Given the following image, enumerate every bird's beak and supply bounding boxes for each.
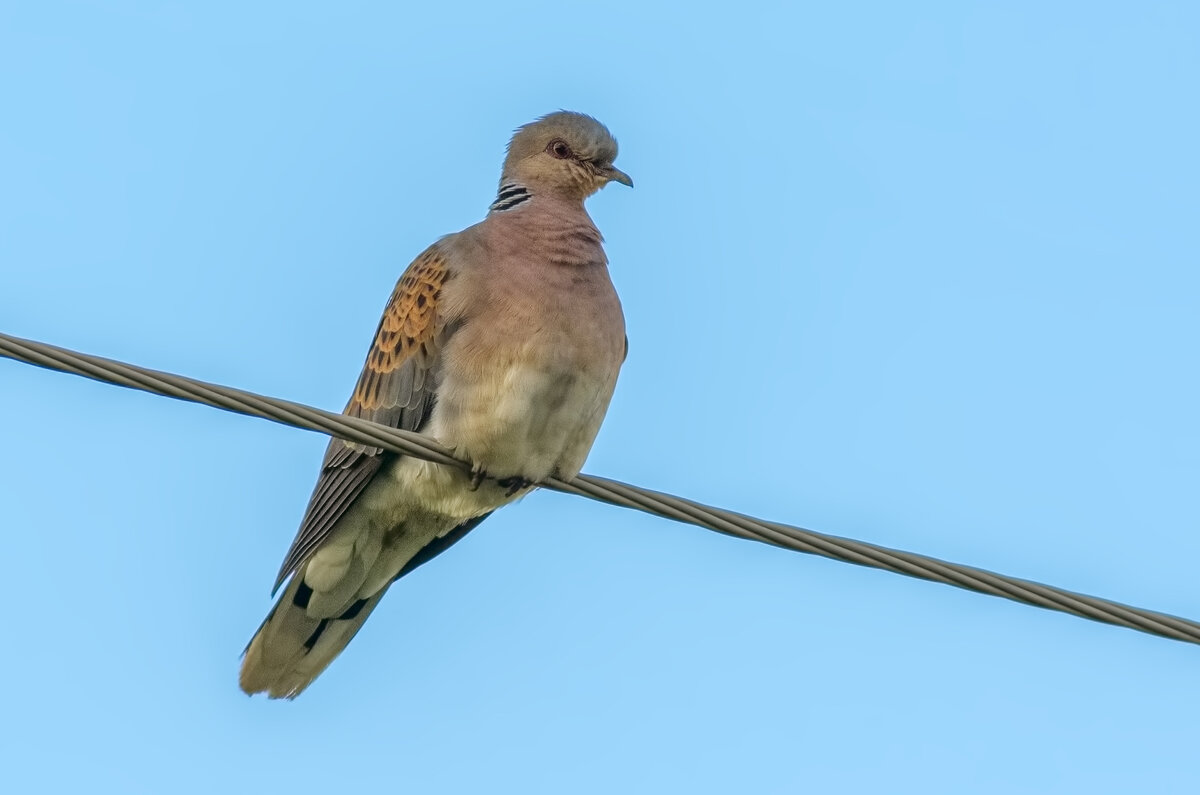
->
[604,166,634,188]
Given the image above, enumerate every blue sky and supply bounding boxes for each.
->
[2,2,1198,792]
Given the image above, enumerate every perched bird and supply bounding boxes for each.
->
[239,111,632,698]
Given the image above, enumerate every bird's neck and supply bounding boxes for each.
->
[489,179,592,214]
[484,183,604,266]
[489,181,533,213]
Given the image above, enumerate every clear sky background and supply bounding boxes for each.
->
[2,2,1198,793]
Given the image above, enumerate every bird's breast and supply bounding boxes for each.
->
[429,259,624,486]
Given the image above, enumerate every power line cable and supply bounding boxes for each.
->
[3,329,1197,646]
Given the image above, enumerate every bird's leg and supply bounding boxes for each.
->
[468,463,488,491]
[496,476,533,497]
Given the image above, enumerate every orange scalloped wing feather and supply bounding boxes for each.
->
[349,248,447,425]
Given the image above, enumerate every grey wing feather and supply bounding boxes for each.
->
[272,247,451,591]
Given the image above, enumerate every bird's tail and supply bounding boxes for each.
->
[239,575,388,699]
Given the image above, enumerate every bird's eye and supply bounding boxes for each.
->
[548,140,573,159]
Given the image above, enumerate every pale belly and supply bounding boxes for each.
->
[304,330,618,604]
[427,356,613,496]
[342,352,614,549]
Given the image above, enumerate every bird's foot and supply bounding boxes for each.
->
[468,464,488,491]
[497,476,533,497]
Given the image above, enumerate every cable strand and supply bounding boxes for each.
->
[3,329,1197,647]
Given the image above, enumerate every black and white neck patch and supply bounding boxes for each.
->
[490,182,531,213]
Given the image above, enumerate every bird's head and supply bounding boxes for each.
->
[501,111,632,201]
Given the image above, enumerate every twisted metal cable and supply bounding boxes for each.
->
[3,329,1198,646]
